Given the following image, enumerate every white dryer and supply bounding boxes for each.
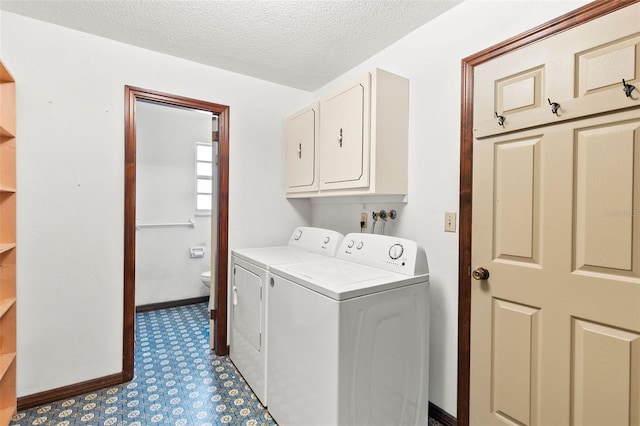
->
[267,233,430,426]
[229,227,344,406]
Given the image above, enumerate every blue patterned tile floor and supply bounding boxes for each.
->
[11,303,277,426]
[10,302,443,426]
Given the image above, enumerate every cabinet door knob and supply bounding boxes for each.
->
[297,143,302,159]
[472,267,490,281]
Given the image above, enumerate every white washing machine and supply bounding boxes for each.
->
[229,227,344,406]
[267,233,430,426]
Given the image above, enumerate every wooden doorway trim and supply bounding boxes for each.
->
[457,1,639,424]
[124,86,230,380]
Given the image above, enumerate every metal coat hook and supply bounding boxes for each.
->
[494,112,506,127]
[548,98,560,115]
[622,79,636,97]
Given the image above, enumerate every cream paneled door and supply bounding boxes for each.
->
[470,5,640,425]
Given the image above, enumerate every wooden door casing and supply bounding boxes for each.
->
[124,86,231,380]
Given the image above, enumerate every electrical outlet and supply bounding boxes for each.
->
[360,212,367,230]
[444,212,456,232]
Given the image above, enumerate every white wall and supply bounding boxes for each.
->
[0,11,312,396]
[135,100,212,306]
[309,0,589,416]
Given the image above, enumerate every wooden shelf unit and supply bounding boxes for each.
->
[0,59,17,425]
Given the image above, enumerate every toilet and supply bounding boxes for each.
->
[200,271,211,288]
[200,270,215,350]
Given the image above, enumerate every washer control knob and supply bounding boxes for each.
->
[293,229,302,240]
[324,236,330,244]
[356,241,364,250]
[347,240,354,248]
[389,243,404,260]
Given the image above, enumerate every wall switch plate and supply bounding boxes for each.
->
[360,212,367,230]
[445,212,456,232]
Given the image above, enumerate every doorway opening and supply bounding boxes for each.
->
[124,86,230,381]
[134,100,215,315]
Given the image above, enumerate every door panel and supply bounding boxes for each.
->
[494,138,540,262]
[491,299,540,426]
[572,319,640,426]
[471,109,640,425]
[496,66,544,116]
[574,120,640,273]
[575,33,640,98]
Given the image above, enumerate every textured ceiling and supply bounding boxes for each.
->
[0,0,461,90]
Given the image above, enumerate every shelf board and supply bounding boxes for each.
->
[0,186,16,193]
[0,406,16,425]
[0,61,14,82]
[0,244,15,255]
[0,298,15,319]
[0,353,15,382]
[0,125,15,139]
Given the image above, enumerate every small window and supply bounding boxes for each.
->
[196,143,213,213]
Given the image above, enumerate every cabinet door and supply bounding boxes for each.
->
[286,103,318,192]
[320,75,370,190]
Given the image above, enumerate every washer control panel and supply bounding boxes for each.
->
[337,233,428,276]
[288,227,344,256]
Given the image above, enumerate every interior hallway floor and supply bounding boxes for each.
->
[10,302,444,425]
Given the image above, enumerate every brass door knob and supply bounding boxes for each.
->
[472,267,490,280]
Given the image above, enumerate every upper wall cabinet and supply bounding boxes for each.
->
[286,68,409,198]
[286,103,319,193]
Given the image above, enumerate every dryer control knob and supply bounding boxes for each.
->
[324,236,330,244]
[356,241,364,250]
[347,240,354,248]
[294,229,302,240]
